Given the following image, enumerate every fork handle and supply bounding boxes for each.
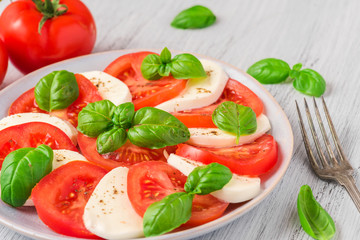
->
[337,175,360,213]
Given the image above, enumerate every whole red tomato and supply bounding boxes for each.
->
[0,39,8,86]
[0,0,96,74]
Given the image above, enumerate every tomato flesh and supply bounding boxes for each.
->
[0,122,77,169]
[176,134,278,176]
[32,161,107,238]
[173,79,264,128]
[104,51,187,110]
[0,39,8,86]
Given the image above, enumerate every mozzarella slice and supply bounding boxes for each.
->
[155,59,228,112]
[0,113,78,145]
[167,154,261,203]
[83,167,143,239]
[187,114,271,148]
[81,71,132,105]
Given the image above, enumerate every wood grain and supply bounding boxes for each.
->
[0,0,359,239]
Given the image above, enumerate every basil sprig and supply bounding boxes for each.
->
[247,58,326,97]
[171,5,216,29]
[143,163,232,237]
[1,145,53,207]
[35,70,79,112]
[141,47,206,80]
[212,101,257,143]
[77,100,190,153]
[297,185,336,240]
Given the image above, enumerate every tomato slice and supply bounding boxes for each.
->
[176,134,278,176]
[0,122,77,169]
[77,133,168,170]
[104,51,187,110]
[127,161,229,226]
[31,161,107,239]
[172,79,264,128]
[8,73,102,127]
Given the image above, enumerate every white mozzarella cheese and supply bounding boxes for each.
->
[81,71,132,106]
[0,113,78,145]
[187,114,271,148]
[155,59,228,112]
[167,154,261,203]
[83,167,144,239]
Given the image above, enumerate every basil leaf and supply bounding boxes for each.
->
[127,107,190,149]
[160,47,171,64]
[96,127,127,154]
[143,192,193,237]
[112,102,135,129]
[169,53,207,79]
[35,70,79,111]
[158,64,171,77]
[185,163,232,195]
[292,69,326,97]
[292,63,303,71]
[212,101,257,143]
[247,58,290,84]
[77,100,116,137]
[171,5,216,29]
[297,185,336,240]
[141,54,162,80]
[1,145,53,207]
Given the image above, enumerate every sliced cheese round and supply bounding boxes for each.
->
[81,71,132,106]
[187,114,271,148]
[167,154,261,203]
[155,59,229,112]
[83,167,144,239]
[0,113,78,145]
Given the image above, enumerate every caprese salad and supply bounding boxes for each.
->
[0,49,278,239]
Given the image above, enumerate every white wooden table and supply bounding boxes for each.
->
[1,0,360,239]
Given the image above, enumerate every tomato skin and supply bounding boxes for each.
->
[176,134,278,176]
[127,161,229,227]
[0,0,96,74]
[32,161,107,239]
[173,79,264,128]
[0,39,8,86]
[104,51,187,110]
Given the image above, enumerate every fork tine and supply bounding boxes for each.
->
[295,100,320,169]
[304,98,330,168]
[321,97,353,170]
[312,97,339,167]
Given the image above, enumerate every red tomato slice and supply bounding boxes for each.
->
[104,51,187,110]
[172,79,264,128]
[127,161,229,226]
[8,73,102,127]
[77,133,168,170]
[32,161,107,239]
[0,122,77,169]
[176,134,278,176]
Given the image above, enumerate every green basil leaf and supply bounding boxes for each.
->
[77,100,116,137]
[96,127,127,154]
[141,54,162,80]
[160,47,172,64]
[292,69,326,97]
[247,58,291,84]
[169,53,207,79]
[1,145,53,207]
[212,101,257,143]
[158,64,171,77]
[112,102,135,129]
[171,5,216,29]
[143,192,193,237]
[292,63,303,71]
[298,185,336,240]
[35,70,79,111]
[185,163,232,195]
[127,107,190,149]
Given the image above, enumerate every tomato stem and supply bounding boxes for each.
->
[32,0,68,34]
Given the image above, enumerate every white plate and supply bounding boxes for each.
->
[0,49,294,240]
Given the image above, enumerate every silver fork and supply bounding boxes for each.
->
[295,97,360,212]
